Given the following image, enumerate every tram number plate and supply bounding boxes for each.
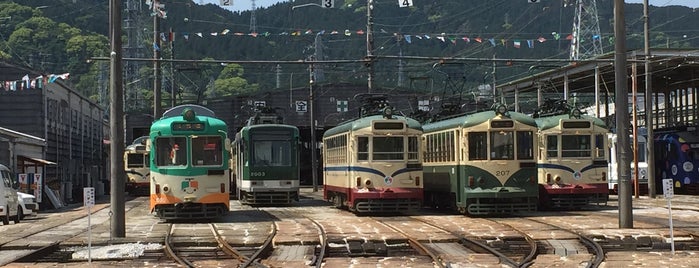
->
[250,171,266,177]
[495,170,510,177]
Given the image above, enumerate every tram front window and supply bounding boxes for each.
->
[490,131,514,160]
[561,135,591,157]
[192,136,223,166]
[156,137,187,166]
[252,140,292,167]
[127,153,147,168]
[373,136,404,160]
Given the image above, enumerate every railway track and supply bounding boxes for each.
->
[389,216,535,268]
[255,206,327,267]
[164,222,275,268]
[490,217,605,268]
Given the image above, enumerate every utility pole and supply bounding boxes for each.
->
[152,0,162,118]
[109,0,125,238]
[366,0,374,93]
[170,27,175,108]
[614,0,633,228]
[643,0,656,198]
[309,61,318,192]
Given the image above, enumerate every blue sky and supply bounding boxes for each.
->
[200,0,698,12]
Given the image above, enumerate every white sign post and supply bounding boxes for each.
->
[662,179,675,255]
[83,187,95,263]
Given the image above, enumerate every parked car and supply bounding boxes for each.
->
[17,192,38,220]
[1,164,20,225]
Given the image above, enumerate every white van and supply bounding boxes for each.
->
[0,164,20,225]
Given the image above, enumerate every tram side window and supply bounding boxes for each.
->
[373,137,404,160]
[517,131,534,160]
[490,131,514,160]
[192,136,223,166]
[595,134,606,158]
[357,137,369,160]
[156,137,187,166]
[546,135,558,157]
[468,132,487,160]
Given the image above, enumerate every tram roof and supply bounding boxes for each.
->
[534,114,607,130]
[323,115,422,137]
[422,110,537,133]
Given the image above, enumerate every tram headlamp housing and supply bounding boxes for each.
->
[382,106,394,119]
[494,104,508,116]
[570,108,582,119]
[183,108,196,121]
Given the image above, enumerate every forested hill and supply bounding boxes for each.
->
[1,0,697,110]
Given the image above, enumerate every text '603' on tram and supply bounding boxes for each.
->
[148,104,231,220]
[323,94,423,213]
[231,107,300,205]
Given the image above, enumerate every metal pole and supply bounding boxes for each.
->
[153,1,162,118]
[632,60,639,199]
[170,27,175,108]
[309,63,318,192]
[614,0,633,228]
[366,0,374,93]
[643,0,656,198]
[109,0,126,237]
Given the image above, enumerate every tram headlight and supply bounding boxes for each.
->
[415,176,420,186]
[602,172,607,181]
[468,176,475,187]
[546,174,552,184]
[155,184,161,194]
[364,179,373,188]
[356,177,362,187]
[554,176,561,184]
[162,184,171,193]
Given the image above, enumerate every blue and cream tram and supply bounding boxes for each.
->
[323,94,423,213]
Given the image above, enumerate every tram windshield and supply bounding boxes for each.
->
[192,136,223,166]
[373,136,405,160]
[490,131,514,160]
[126,153,149,168]
[468,131,534,160]
[251,132,293,167]
[156,137,187,166]
[356,136,415,161]
[561,135,592,157]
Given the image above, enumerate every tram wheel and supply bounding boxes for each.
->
[2,210,9,225]
[458,206,467,215]
[332,195,343,208]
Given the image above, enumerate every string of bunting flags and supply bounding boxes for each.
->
[1,73,70,91]
[152,27,609,51]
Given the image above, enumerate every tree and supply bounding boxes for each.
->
[210,63,259,97]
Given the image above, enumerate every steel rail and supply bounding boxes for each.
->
[373,218,446,268]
